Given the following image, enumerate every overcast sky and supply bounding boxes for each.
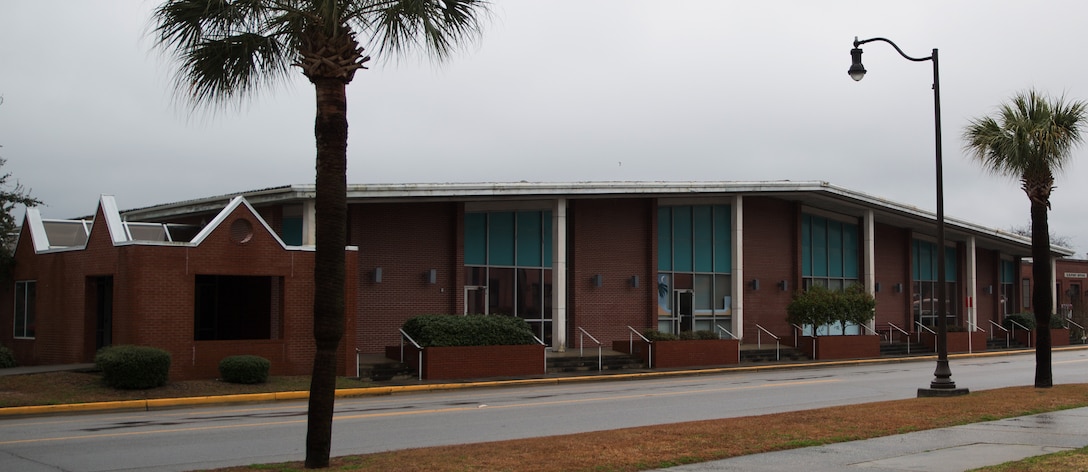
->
[2,1,1088,255]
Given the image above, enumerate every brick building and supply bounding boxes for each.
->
[1,181,1072,379]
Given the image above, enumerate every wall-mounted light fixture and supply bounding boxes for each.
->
[894,283,903,293]
[985,285,993,294]
[593,274,603,287]
[630,275,640,288]
[750,279,760,291]
[778,280,789,291]
[875,282,882,293]
[427,269,437,284]
[373,267,383,283]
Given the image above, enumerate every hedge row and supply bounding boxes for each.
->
[402,314,538,347]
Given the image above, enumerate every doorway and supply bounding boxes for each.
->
[674,290,694,333]
[464,286,487,315]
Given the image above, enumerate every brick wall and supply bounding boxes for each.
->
[740,197,797,339]
[568,199,654,348]
[873,223,911,328]
[4,201,357,380]
[350,202,459,353]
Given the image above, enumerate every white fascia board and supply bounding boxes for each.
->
[189,196,288,249]
[99,195,129,245]
[23,208,50,253]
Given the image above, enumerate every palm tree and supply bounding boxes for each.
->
[963,90,1087,388]
[152,1,488,467]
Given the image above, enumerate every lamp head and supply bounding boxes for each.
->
[849,47,866,81]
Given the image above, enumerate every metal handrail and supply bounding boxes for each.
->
[989,320,1010,348]
[1009,320,1031,347]
[887,322,910,354]
[754,324,780,361]
[715,324,741,362]
[577,327,602,372]
[531,334,547,373]
[859,323,881,340]
[914,322,937,353]
[399,328,424,381]
[715,324,736,339]
[626,326,653,369]
[790,323,804,347]
[1068,319,1087,344]
[965,321,983,353]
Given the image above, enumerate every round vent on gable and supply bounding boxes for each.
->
[230,219,254,244]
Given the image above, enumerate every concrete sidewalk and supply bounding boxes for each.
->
[656,406,1088,472]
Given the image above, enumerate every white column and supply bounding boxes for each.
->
[966,236,978,331]
[551,198,568,352]
[302,200,317,246]
[863,209,876,333]
[732,195,744,342]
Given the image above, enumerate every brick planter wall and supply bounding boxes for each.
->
[386,344,545,380]
[1014,328,1070,348]
[921,331,988,353]
[613,339,739,368]
[799,335,880,360]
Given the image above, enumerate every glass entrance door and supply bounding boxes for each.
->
[674,290,694,333]
[464,286,487,315]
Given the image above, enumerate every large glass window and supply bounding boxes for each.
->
[194,275,282,341]
[912,239,957,327]
[463,211,553,343]
[658,205,731,334]
[13,280,35,339]
[1000,259,1016,316]
[801,214,859,290]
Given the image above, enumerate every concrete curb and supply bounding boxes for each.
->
[2,345,1084,418]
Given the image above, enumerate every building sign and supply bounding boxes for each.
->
[1064,272,1088,279]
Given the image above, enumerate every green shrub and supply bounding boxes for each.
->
[0,344,15,368]
[1004,313,1036,331]
[644,329,679,341]
[642,330,721,341]
[1049,315,1067,329]
[218,355,271,384]
[402,314,537,347]
[95,345,171,389]
[786,283,875,334]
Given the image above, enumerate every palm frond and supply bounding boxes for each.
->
[962,89,1088,184]
[361,0,488,60]
[153,0,297,106]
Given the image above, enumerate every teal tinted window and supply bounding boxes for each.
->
[802,214,859,280]
[542,212,553,267]
[488,212,515,266]
[828,221,843,277]
[658,207,672,271]
[811,217,827,277]
[659,204,731,275]
[801,214,812,276]
[1001,260,1016,283]
[673,206,693,272]
[516,211,542,267]
[465,213,487,265]
[693,206,713,272]
[912,239,955,281]
[843,223,859,278]
[713,205,731,273]
[945,247,957,282]
[282,217,302,246]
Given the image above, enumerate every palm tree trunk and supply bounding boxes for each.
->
[1030,200,1053,388]
[305,77,349,468]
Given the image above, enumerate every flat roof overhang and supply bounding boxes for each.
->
[117,180,1069,259]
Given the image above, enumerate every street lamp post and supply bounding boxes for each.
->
[849,36,969,397]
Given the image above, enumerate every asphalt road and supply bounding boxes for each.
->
[2,350,1086,472]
